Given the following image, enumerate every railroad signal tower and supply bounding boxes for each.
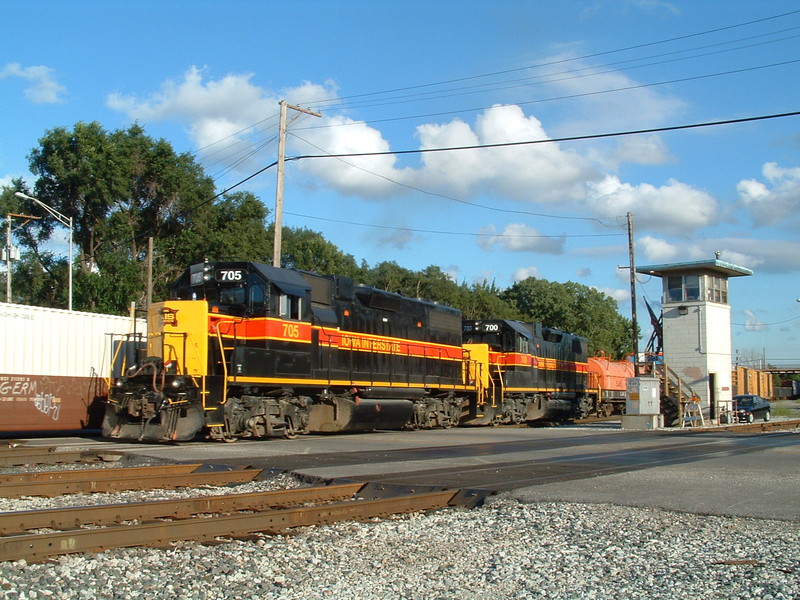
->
[637,256,752,422]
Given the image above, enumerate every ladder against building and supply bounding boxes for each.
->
[638,361,699,427]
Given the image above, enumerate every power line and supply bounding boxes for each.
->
[186,11,800,165]
[314,28,800,114]
[283,211,625,240]
[289,110,800,161]
[287,131,614,224]
[300,58,800,131]
[309,8,800,106]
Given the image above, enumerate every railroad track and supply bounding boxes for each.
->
[697,418,800,434]
[0,462,489,563]
[0,442,125,468]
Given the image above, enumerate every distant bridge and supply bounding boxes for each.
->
[761,366,800,375]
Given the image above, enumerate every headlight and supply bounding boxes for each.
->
[170,377,186,389]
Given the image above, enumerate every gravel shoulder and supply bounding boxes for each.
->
[2,482,798,600]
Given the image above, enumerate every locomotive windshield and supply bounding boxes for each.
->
[463,320,526,351]
[170,261,310,319]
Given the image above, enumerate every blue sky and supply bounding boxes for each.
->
[2,0,800,368]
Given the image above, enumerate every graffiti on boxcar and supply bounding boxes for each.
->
[0,375,62,422]
[34,392,61,420]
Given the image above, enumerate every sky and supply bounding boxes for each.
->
[2,0,800,368]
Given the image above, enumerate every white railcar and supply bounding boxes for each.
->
[0,303,145,433]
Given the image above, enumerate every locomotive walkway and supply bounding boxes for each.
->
[19,421,800,522]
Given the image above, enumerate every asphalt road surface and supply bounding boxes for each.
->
[30,422,800,521]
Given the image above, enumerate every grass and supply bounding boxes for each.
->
[771,399,800,418]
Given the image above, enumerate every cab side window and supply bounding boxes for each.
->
[273,289,303,320]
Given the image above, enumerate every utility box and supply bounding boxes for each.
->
[626,377,660,415]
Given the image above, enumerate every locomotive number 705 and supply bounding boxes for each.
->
[282,323,301,338]
[216,269,245,282]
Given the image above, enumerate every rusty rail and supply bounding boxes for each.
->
[0,446,125,468]
[0,483,365,534]
[0,463,205,484]
[696,419,800,434]
[0,464,264,498]
[0,482,486,562]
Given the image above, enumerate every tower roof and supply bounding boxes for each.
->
[636,258,753,279]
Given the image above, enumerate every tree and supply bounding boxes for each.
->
[280,227,361,278]
[456,280,518,320]
[501,277,633,357]
[0,179,70,306]
[19,122,217,312]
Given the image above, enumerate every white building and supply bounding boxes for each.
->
[637,258,752,422]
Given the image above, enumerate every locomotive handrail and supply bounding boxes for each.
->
[213,325,229,407]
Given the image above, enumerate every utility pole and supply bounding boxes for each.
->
[146,236,153,309]
[4,212,40,304]
[273,100,321,268]
[627,212,639,375]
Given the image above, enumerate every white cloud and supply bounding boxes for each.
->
[107,67,340,174]
[512,266,542,281]
[576,267,592,277]
[743,309,767,332]
[737,162,800,227]
[594,286,630,304]
[637,235,800,273]
[1,63,65,104]
[413,105,598,202]
[104,68,720,238]
[587,176,718,234]
[294,114,406,198]
[478,223,566,254]
[611,135,673,167]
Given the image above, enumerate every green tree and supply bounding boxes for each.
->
[280,227,360,277]
[501,277,633,357]
[18,121,217,312]
[456,280,518,320]
[0,179,71,306]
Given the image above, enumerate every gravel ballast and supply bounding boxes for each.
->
[2,493,798,600]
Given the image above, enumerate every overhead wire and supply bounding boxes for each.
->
[286,130,615,224]
[282,211,625,240]
[300,57,800,131]
[311,27,800,113]
[85,9,800,257]
[186,10,800,165]
[289,110,800,161]
[309,8,800,107]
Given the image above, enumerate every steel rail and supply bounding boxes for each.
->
[0,468,264,499]
[697,419,800,433]
[0,448,124,467]
[0,483,365,534]
[0,463,206,485]
[0,489,460,562]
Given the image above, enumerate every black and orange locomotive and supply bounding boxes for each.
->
[104,261,590,442]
